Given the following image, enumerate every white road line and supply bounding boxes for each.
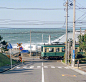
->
[37,66,41,68]
[30,66,34,69]
[23,66,27,69]
[64,67,69,69]
[44,66,48,68]
[42,62,44,82]
[51,66,55,68]
[16,67,20,69]
[58,67,62,69]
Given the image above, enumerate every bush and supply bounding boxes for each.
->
[77,53,83,58]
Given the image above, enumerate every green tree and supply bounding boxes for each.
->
[0,35,3,41]
[1,40,7,45]
[78,34,86,55]
[1,40,8,52]
[82,34,86,54]
[78,35,83,51]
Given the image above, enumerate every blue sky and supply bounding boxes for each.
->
[0,0,86,28]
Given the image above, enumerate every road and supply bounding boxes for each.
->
[0,58,86,82]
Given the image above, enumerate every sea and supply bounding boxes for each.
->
[0,28,73,48]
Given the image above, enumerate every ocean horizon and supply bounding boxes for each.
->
[0,28,82,48]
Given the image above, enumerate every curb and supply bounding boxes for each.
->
[61,62,86,75]
[0,63,21,73]
[0,68,10,73]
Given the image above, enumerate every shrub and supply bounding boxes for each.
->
[77,53,83,58]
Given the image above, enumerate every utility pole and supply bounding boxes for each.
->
[30,30,31,56]
[80,27,81,35]
[71,46,73,66]
[10,49,12,69]
[68,41,69,65]
[72,0,76,67]
[42,34,43,43]
[65,0,68,64]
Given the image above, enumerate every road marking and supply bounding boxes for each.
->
[21,65,70,69]
[30,66,34,69]
[73,75,77,77]
[51,66,55,68]
[62,74,65,76]
[23,66,27,69]
[42,62,44,82]
[44,66,48,68]
[64,67,69,69]
[16,67,20,69]
[58,67,62,69]
[62,74,77,77]
[37,66,41,68]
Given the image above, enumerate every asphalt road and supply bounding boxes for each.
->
[0,58,86,82]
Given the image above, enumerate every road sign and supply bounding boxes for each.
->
[19,47,23,50]
[7,43,13,49]
[17,43,22,47]
[21,50,29,53]
[72,50,75,59]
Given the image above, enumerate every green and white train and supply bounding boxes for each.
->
[40,43,79,59]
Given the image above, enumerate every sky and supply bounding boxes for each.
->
[0,0,86,28]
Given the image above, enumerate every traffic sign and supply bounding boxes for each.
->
[7,43,13,49]
[72,50,75,59]
[19,47,23,50]
[17,43,22,47]
[21,50,29,53]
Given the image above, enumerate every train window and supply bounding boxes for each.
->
[41,46,43,52]
[62,47,65,52]
[75,48,77,49]
[45,48,47,52]
[49,48,54,52]
[56,48,59,52]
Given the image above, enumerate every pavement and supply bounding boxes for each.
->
[0,59,86,76]
[75,64,86,72]
[0,59,86,82]
[0,63,20,73]
[61,62,86,75]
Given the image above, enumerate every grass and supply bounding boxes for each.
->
[62,59,65,63]
[0,53,19,67]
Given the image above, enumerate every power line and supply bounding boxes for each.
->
[0,6,86,10]
[76,1,85,8]
[75,12,86,22]
[0,7,64,10]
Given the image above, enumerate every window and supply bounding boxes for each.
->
[56,48,59,52]
[49,48,54,52]
[41,46,43,52]
[62,47,65,52]
[45,48,47,52]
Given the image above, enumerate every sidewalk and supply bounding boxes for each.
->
[0,65,11,73]
[74,64,86,72]
[61,62,86,75]
[0,64,20,73]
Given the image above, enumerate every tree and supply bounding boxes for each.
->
[0,35,3,41]
[1,40,8,52]
[82,34,86,54]
[78,34,86,55]
[78,35,83,51]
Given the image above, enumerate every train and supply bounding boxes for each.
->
[40,43,79,59]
